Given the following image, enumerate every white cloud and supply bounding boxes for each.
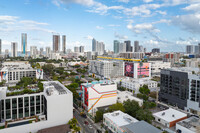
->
[156,10,167,15]
[85,35,93,40]
[123,4,162,17]
[114,32,128,40]
[127,23,160,33]
[143,0,153,3]
[172,13,200,34]
[96,26,104,30]
[176,37,199,45]
[152,19,171,24]
[183,3,200,12]
[0,15,53,33]
[2,40,11,46]
[53,0,95,6]
[118,0,129,3]
[19,20,49,25]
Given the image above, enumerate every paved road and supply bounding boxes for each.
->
[74,109,96,133]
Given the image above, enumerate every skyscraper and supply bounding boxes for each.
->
[152,48,160,53]
[30,46,37,57]
[11,42,18,57]
[92,38,97,52]
[21,33,27,55]
[114,40,120,54]
[46,47,51,58]
[80,46,84,53]
[134,41,139,52]
[62,35,66,54]
[53,35,60,53]
[5,49,9,58]
[74,46,79,53]
[40,48,44,56]
[0,39,1,55]
[124,40,131,52]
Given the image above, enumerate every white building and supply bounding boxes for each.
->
[30,46,38,59]
[149,61,171,76]
[103,110,138,133]
[0,61,43,86]
[0,81,73,133]
[81,80,117,114]
[89,60,124,79]
[186,74,200,116]
[153,108,187,128]
[176,116,200,133]
[186,58,200,68]
[11,42,18,57]
[117,90,143,106]
[120,78,157,94]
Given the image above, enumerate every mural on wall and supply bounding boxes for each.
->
[124,62,134,78]
[0,71,7,81]
[37,69,43,79]
[137,62,149,78]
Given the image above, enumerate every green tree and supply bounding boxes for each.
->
[123,100,140,117]
[42,64,55,75]
[136,109,154,124]
[0,80,6,87]
[108,103,125,112]
[95,110,104,123]
[139,85,150,95]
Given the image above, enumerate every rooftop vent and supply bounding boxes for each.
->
[162,112,165,116]
[172,114,175,117]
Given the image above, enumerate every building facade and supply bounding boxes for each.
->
[0,81,73,133]
[11,42,18,57]
[21,33,27,55]
[81,80,117,114]
[53,35,60,53]
[0,61,43,86]
[62,35,66,54]
[88,60,124,79]
[149,61,171,76]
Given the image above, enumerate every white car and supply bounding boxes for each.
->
[88,124,93,129]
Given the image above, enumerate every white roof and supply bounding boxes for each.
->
[104,110,138,127]
[153,108,187,122]
[117,91,143,104]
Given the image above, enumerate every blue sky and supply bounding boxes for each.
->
[1,0,200,52]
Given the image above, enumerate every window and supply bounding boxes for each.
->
[18,97,23,108]
[12,98,17,108]
[6,99,10,110]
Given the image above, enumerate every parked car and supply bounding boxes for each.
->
[88,124,93,129]
[84,121,89,125]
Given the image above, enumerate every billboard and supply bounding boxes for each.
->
[0,71,7,81]
[124,62,134,77]
[137,63,149,78]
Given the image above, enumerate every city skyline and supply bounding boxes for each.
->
[0,0,200,52]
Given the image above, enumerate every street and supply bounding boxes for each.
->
[74,109,97,133]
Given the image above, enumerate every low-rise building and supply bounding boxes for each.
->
[149,61,171,76]
[121,120,162,133]
[0,81,73,133]
[81,80,117,114]
[153,108,187,128]
[0,61,43,86]
[117,91,143,106]
[103,110,138,133]
[121,78,157,94]
[176,116,200,133]
[88,60,124,79]
[104,110,161,133]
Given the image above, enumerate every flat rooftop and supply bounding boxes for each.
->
[104,110,138,127]
[153,108,187,122]
[121,120,162,133]
[43,81,71,96]
[82,80,115,88]
[177,116,200,132]
[117,91,143,104]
